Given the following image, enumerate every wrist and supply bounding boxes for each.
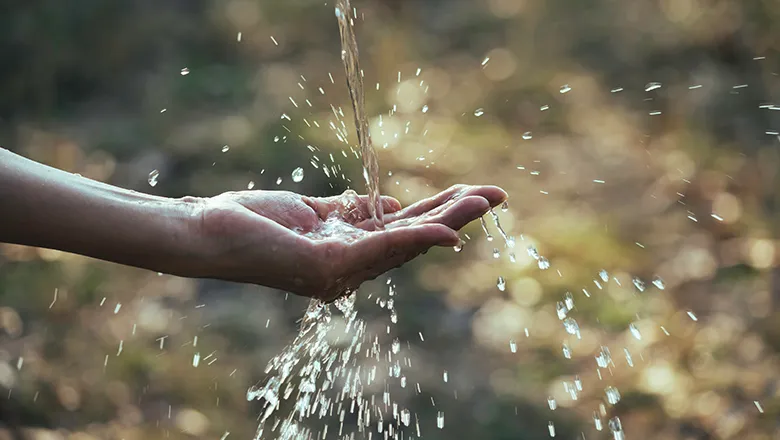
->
[158,196,212,278]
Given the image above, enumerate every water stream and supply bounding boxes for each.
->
[335,0,383,231]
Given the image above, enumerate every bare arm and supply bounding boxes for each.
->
[0,147,203,275]
[0,147,506,300]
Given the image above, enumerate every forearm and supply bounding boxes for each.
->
[0,148,205,276]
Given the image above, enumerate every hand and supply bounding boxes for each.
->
[191,185,507,301]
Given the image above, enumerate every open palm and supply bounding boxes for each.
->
[196,184,506,301]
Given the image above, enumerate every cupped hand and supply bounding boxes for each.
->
[193,184,506,301]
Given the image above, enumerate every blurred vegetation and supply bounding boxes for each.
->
[2,0,780,439]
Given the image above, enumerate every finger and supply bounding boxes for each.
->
[416,195,491,231]
[473,185,508,208]
[386,185,507,222]
[387,184,467,221]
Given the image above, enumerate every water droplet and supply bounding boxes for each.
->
[559,84,572,94]
[246,385,260,401]
[453,240,464,252]
[497,276,506,291]
[292,167,305,183]
[564,381,578,400]
[538,257,551,270]
[629,322,642,340]
[556,302,568,320]
[479,216,494,241]
[493,248,501,258]
[547,396,557,410]
[563,318,580,337]
[247,181,255,189]
[148,169,159,187]
[596,346,612,368]
[624,348,634,367]
[509,339,517,353]
[180,67,190,76]
[632,277,646,292]
[562,343,572,359]
[422,105,429,113]
[605,386,621,404]
[522,131,533,140]
[221,145,230,153]
[564,292,574,310]
[501,201,509,212]
[599,269,609,282]
[755,400,764,413]
[474,108,485,117]
[608,416,624,440]
[273,136,280,142]
[593,413,603,431]
[644,82,662,91]
[436,411,445,429]
[192,352,200,367]
[652,276,665,290]
[687,311,698,321]
[392,338,401,354]
[574,375,582,391]
[276,177,283,185]
[540,104,549,111]
[443,370,449,382]
[527,246,540,260]
[548,421,556,437]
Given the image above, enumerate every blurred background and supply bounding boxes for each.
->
[1,0,780,438]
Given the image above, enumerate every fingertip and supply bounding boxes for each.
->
[439,229,461,247]
[480,185,508,207]
[382,196,403,213]
[421,224,460,247]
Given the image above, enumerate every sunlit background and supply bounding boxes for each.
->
[1,0,780,439]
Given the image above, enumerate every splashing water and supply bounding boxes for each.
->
[247,288,410,439]
[247,5,403,433]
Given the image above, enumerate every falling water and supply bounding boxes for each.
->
[334,0,383,230]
